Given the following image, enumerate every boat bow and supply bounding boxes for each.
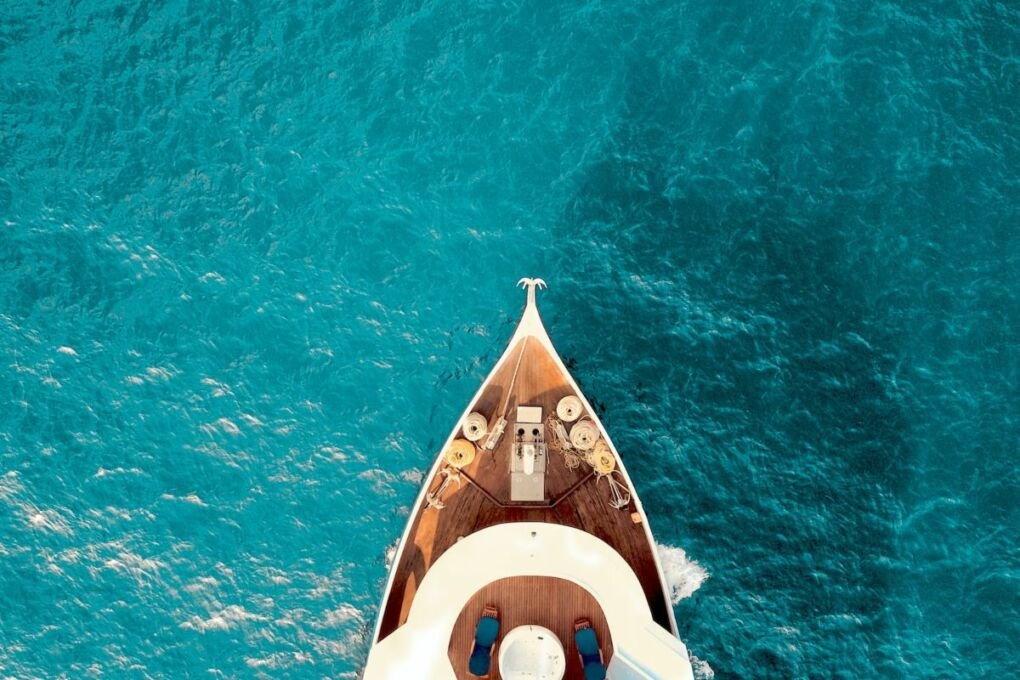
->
[366,279,692,680]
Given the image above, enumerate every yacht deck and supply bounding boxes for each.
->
[376,337,673,642]
[364,281,693,680]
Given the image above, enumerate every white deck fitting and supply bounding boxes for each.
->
[499,624,565,679]
[363,523,693,680]
[509,463,546,501]
[516,405,544,423]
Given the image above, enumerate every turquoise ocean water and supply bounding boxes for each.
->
[2,1,1018,677]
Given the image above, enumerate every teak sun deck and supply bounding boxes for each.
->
[365,280,693,680]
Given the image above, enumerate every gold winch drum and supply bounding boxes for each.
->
[444,439,477,468]
[592,439,616,474]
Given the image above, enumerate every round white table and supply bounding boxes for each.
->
[497,624,566,680]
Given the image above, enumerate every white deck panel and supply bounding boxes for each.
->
[364,522,692,680]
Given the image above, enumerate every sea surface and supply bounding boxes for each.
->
[1,1,1018,678]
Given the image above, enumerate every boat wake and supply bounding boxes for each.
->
[690,654,716,679]
[656,543,709,604]
[384,537,400,570]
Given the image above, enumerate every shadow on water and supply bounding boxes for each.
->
[545,15,933,676]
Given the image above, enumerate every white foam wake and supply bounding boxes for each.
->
[690,654,716,679]
[656,543,709,604]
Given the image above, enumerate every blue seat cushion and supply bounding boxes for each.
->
[583,660,607,680]
[468,615,499,675]
[575,627,599,656]
[475,616,500,646]
[469,648,492,676]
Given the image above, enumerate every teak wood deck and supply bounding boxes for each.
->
[448,576,613,680]
[376,335,674,656]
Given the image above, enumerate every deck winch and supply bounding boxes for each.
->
[510,405,547,501]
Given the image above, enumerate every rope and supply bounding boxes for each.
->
[597,469,632,510]
[569,416,599,452]
[483,337,530,451]
[562,450,583,470]
[546,414,582,470]
[499,337,529,419]
[547,413,630,510]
